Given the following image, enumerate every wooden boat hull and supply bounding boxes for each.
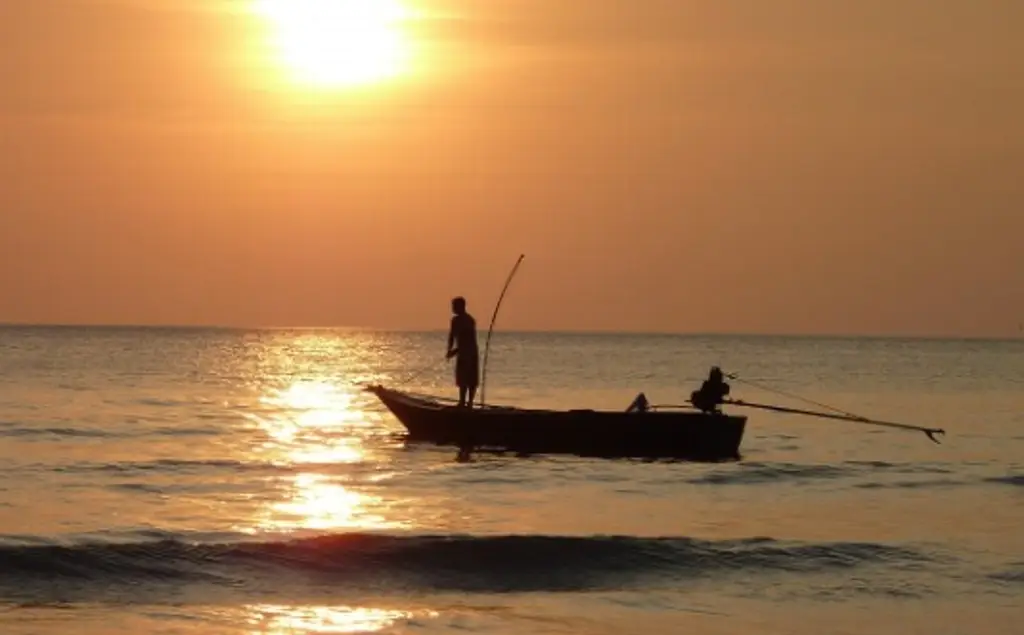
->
[366,385,747,461]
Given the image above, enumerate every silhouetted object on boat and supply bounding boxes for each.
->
[690,366,731,413]
[364,383,747,461]
[446,296,479,408]
[626,392,650,413]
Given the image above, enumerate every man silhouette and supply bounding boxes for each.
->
[446,296,480,407]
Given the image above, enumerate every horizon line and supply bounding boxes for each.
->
[0,321,1019,342]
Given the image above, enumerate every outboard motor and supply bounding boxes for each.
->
[690,366,730,414]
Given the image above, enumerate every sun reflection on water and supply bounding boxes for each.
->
[247,604,437,634]
[239,373,409,534]
[253,380,373,465]
[263,472,404,532]
[263,381,364,429]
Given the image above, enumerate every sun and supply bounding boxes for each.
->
[254,0,412,88]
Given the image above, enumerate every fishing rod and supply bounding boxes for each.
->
[394,355,451,387]
[723,398,946,444]
[480,254,525,407]
[358,355,449,395]
[723,372,863,419]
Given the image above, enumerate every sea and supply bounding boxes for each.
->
[0,326,1021,634]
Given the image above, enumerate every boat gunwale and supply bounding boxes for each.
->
[366,384,748,420]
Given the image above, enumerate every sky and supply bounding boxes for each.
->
[1,0,1021,336]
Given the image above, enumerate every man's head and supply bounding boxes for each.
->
[451,296,467,315]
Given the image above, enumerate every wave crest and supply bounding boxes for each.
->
[0,532,931,598]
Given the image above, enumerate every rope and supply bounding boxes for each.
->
[717,369,946,444]
[723,371,865,419]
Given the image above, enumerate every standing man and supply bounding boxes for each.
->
[446,296,480,407]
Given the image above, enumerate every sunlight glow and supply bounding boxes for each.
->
[265,381,362,427]
[247,604,437,634]
[253,381,372,464]
[264,472,403,531]
[241,379,407,533]
[254,0,413,88]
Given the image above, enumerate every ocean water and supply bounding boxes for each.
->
[0,326,1021,634]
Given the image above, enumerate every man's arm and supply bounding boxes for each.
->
[446,317,457,357]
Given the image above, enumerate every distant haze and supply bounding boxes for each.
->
[1,1,1021,337]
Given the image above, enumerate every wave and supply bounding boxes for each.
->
[0,425,221,440]
[686,462,850,485]
[984,475,1024,487]
[52,459,337,477]
[0,426,116,439]
[0,532,932,601]
[682,461,952,486]
[66,459,260,474]
[854,478,967,490]
[989,564,1024,584]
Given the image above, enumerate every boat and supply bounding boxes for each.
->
[363,256,745,461]
[365,357,946,460]
[365,253,945,461]
[364,382,748,461]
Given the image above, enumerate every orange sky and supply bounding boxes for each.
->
[1,1,1021,336]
